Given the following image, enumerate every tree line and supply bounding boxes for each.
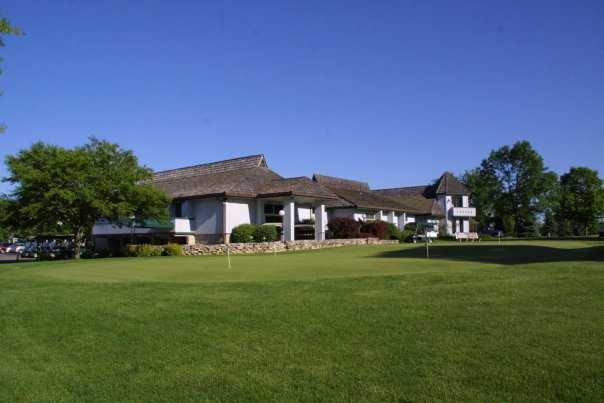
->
[463,141,604,237]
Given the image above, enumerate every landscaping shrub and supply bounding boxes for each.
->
[254,225,278,242]
[126,244,163,257]
[360,221,389,240]
[386,223,401,240]
[327,217,361,239]
[163,243,183,256]
[230,224,257,243]
[399,229,415,243]
[404,223,417,232]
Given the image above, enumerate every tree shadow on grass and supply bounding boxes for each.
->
[374,244,604,265]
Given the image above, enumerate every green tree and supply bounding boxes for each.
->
[1,15,22,133]
[557,167,604,236]
[2,138,169,258]
[464,141,556,236]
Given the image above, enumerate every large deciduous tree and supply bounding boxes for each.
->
[0,15,22,133]
[2,138,169,258]
[463,141,556,236]
[556,167,604,236]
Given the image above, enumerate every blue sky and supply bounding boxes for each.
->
[1,0,603,194]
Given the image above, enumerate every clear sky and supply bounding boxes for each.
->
[1,0,603,194]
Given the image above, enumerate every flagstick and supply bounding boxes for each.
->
[226,244,231,269]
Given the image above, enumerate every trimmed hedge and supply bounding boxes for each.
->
[254,225,278,242]
[125,244,163,257]
[231,224,279,243]
[360,221,389,240]
[163,243,184,256]
[327,217,361,239]
[230,224,257,243]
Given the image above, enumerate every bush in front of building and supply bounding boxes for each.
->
[125,244,163,257]
[231,224,279,243]
[230,224,259,243]
[327,217,361,239]
[254,225,278,242]
[162,243,184,256]
[360,220,390,240]
[385,223,401,240]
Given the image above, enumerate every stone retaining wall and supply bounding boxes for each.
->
[183,238,398,256]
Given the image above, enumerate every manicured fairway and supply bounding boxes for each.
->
[1,241,603,402]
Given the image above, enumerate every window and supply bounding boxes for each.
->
[264,203,283,223]
[452,195,463,207]
[172,202,182,218]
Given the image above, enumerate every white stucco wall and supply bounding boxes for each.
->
[225,199,254,233]
[189,199,223,235]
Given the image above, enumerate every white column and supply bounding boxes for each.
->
[463,219,470,233]
[256,200,264,224]
[314,204,326,241]
[283,199,295,241]
[398,212,406,229]
[387,211,396,224]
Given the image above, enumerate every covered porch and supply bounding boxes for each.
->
[255,176,338,241]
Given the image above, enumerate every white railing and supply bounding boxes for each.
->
[172,218,195,233]
[452,207,476,217]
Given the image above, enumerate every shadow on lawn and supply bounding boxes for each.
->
[374,244,604,265]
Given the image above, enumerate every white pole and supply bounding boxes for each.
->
[226,244,231,269]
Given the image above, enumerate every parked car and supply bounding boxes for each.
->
[6,243,25,254]
[0,242,10,254]
[21,244,40,259]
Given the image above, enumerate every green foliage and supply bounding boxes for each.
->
[162,243,183,256]
[385,223,400,240]
[399,229,415,243]
[254,225,278,242]
[1,138,170,258]
[464,141,556,236]
[0,15,22,133]
[231,224,279,243]
[230,224,257,243]
[125,244,163,257]
[557,167,604,236]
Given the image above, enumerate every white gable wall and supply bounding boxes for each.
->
[189,199,222,235]
[225,199,254,233]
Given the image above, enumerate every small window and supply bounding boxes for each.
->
[173,202,182,218]
[264,203,283,223]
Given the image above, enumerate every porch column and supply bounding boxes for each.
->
[398,212,406,230]
[283,199,295,241]
[463,219,470,233]
[256,200,264,224]
[314,204,326,241]
[387,211,396,224]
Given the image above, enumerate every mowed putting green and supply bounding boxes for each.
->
[1,241,603,402]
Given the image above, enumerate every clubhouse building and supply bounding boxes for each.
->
[93,155,475,249]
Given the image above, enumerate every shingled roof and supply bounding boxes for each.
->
[313,173,415,212]
[152,155,339,201]
[312,174,370,192]
[152,155,267,182]
[372,188,445,217]
[434,172,470,195]
[258,177,339,200]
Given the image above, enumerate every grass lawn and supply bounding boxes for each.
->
[1,241,603,402]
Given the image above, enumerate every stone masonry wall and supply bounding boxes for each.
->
[183,238,398,256]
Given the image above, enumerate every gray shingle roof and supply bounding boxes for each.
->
[152,154,267,182]
[434,172,469,195]
[312,174,370,192]
[152,156,339,201]
[258,177,339,200]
